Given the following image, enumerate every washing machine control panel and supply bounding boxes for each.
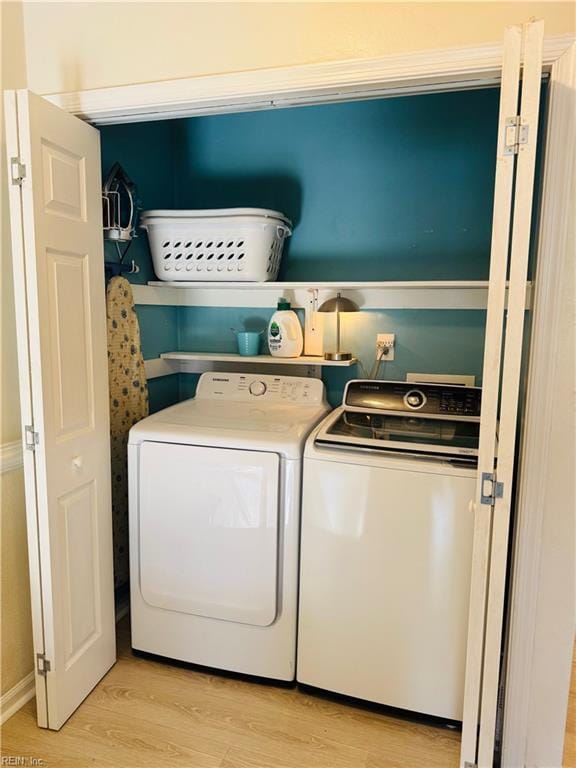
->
[196,372,326,404]
[344,380,481,418]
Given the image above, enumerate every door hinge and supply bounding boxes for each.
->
[463,762,477,768]
[10,157,27,185]
[36,653,51,676]
[480,471,504,506]
[24,425,39,451]
[504,116,529,155]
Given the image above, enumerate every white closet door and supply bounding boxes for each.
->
[477,21,545,767]
[460,21,544,768]
[4,90,115,730]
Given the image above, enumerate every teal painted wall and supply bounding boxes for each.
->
[136,305,180,412]
[100,87,542,408]
[101,121,181,412]
[172,90,499,281]
[101,120,175,284]
[175,306,487,406]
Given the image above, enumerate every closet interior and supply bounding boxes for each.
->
[100,82,546,597]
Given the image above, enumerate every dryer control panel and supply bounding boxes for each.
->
[195,372,326,404]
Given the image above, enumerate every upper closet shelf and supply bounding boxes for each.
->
[131,281,533,311]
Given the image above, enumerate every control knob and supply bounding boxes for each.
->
[404,389,427,410]
[249,380,267,396]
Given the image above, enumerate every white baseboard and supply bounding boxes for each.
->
[0,672,35,724]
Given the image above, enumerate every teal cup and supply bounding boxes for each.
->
[236,331,261,356]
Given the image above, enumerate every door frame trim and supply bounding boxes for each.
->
[502,40,576,767]
[44,34,574,125]
[25,32,576,759]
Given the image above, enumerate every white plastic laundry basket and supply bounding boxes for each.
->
[141,208,292,282]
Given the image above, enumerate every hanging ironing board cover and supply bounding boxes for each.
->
[106,276,149,588]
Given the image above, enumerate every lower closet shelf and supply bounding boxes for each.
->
[144,352,357,380]
[163,352,356,366]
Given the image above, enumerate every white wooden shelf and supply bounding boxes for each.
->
[132,280,533,311]
[144,351,357,380]
[147,280,487,289]
[161,351,357,366]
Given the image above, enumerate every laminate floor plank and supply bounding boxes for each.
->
[2,618,460,768]
[87,672,369,768]
[1,703,118,768]
[564,642,576,767]
[113,645,457,755]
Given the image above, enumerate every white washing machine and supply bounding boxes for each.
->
[298,379,480,721]
[128,372,329,680]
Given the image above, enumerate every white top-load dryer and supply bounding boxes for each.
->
[128,372,329,680]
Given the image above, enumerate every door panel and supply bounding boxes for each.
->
[460,20,544,767]
[47,249,94,435]
[460,25,522,766]
[478,20,545,767]
[139,442,280,627]
[58,480,100,667]
[41,140,87,221]
[5,89,115,730]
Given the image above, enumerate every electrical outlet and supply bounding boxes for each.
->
[376,333,395,361]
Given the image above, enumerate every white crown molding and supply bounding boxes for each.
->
[0,440,23,474]
[0,672,35,724]
[45,34,575,125]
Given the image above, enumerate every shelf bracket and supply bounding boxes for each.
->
[304,288,323,356]
[305,364,322,379]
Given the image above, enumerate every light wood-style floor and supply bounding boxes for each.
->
[2,619,460,768]
[564,642,576,768]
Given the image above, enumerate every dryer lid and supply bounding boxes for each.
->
[129,397,330,458]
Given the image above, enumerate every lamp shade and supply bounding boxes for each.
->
[318,292,359,313]
[317,292,358,361]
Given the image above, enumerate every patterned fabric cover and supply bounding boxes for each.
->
[106,276,149,589]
